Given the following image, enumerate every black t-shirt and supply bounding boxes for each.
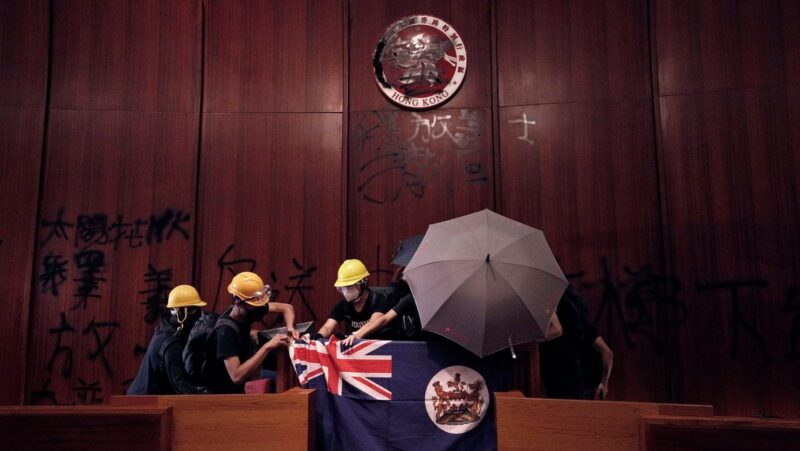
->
[329,289,390,334]
[579,323,602,388]
[540,285,590,399]
[206,312,253,393]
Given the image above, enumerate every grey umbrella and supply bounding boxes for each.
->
[404,209,567,357]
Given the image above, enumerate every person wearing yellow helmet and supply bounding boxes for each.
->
[127,285,209,395]
[317,259,392,340]
[204,271,298,393]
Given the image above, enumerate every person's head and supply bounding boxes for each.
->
[227,271,270,322]
[167,285,207,334]
[334,259,370,302]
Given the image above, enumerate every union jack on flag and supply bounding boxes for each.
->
[290,335,393,400]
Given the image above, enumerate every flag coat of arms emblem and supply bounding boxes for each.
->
[290,336,513,450]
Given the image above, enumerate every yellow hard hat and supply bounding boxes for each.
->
[227,272,270,307]
[167,285,207,309]
[334,259,370,287]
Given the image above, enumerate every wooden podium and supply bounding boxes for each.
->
[110,388,315,450]
[494,392,800,450]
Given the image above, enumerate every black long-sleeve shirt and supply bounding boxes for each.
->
[127,318,206,395]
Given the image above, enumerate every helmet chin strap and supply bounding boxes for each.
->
[175,307,188,335]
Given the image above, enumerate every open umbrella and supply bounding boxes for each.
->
[404,209,567,357]
[391,234,424,267]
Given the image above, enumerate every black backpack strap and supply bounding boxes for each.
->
[214,306,240,334]
[215,316,240,335]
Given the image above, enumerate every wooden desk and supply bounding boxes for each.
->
[0,406,171,450]
[495,393,714,451]
[276,346,301,392]
[641,415,800,451]
[110,388,315,451]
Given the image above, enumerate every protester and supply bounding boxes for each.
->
[318,259,392,339]
[203,272,296,393]
[127,285,209,395]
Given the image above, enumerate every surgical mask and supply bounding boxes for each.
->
[341,285,360,302]
[243,305,269,322]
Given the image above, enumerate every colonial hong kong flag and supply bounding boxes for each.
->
[291,335,393,401]
[290,336,513,451]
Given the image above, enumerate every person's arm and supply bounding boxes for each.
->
[342,310,398,347]
[223,334,290,385]
[592,336,613,399]
[163,341,206,394]
[545,313,562,341]
[317,318,339,339]
[268,302,298,339]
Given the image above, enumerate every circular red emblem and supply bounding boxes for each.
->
[373,15,467,109]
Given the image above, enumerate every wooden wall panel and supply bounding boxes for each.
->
[0,108,46,405]
[27,111,199,404]
[496,0,664,402]
[349,0,492,112]
[656,0,798,96]
[347,0,494,289]
[348,108,494,285]
[0,0,48,405]
[49,0,200,112]
[0,0,48,107]
[204,0,343,113]
[25,0,201,405]
[196,114,343,328]
[659,87,800,418]
[497,0,651,106]
[656,0,800,418]
[499,102,665,402]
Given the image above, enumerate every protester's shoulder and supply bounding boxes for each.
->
[393,293,415,314]
[370,289,392,312]
[214,318,241,341]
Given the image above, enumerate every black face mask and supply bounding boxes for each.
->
[173,307,202,335]
[243,305,268,322]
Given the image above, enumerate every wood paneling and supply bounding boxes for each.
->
[196,113,343,327]
[2,0,797,419]
[348,0,493,112]
[111,390,316,450]
[204,0,343,113]
[0,406,171,450]
[27,111,199,404]
[641,415,800,451]
[495,394,713,451]
[0,108,46,405]
[0,0,48,405]
[0,0,48,107]
[500,101,665,402]
[656,0,799,96]
[497,0,651,106]
[49,0,200,112]
[659,87,800,418]
[347,108,494,286]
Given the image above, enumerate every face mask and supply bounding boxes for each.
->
[243,305,269,322]
[172,307,201,334]
[341,285,360,302]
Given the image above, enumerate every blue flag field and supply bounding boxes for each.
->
[290,336,513,450]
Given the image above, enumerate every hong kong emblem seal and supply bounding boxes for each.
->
[373,15,467,109]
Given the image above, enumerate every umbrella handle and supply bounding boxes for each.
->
[508,336,517,359]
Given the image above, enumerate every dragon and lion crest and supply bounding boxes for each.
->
[429,372,485,425]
